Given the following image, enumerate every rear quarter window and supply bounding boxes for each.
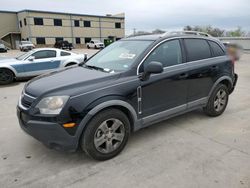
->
[184,39,211,61]
[208,41,225,57]
[60,51,71,56]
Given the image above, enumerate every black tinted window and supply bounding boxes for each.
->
[36,37,45,44]
[115,22,121,28]
[208,41,225,57]
[32,50,56,59]
[56,37,63,42]
[74,20,79,27]
[34,18,43,25]
[54,19,62,26]
[84,21,91,27]
[144,40,182,68]
[60,51,71,56]
[184,39,211,61]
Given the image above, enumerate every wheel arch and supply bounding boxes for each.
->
[208,76,233,98]
[75,99,139,147]
[0,66,17,78]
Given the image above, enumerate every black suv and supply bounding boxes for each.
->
[17,34,238,160]
[54,40,73,50]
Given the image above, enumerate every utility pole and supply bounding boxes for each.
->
[133,28,136,35]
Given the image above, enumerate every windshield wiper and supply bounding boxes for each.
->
[82,64,108,72]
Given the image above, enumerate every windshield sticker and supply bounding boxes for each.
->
[119,53,136,59]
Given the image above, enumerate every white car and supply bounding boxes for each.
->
[0,48,85,84]
[86,40,105,49]
[19,41,35,51]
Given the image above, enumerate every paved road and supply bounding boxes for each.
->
[0,52,250,188]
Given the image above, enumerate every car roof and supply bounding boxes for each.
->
[123,33,222,44]
[32,48,74,53]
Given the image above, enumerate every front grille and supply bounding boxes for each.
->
[20,92,36,109]
[21,97,32,108]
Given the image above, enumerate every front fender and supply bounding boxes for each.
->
[74,96,140,145]
[0,64,18,76]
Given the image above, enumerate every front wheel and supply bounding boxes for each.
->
[203,84,229,117]
[81,109,131,161]
[0,69,14,85]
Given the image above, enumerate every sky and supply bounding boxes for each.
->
[1,0,250,34]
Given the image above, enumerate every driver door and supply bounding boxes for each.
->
[139,39,189,124]
[24,50,60,76]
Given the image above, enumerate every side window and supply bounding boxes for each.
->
[208,41,225,57]
[143,40,182,69]
[60,51,71,56]
[184,39,211,61]
[32,50,56,60]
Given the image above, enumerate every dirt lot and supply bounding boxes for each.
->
[0,50,250,188]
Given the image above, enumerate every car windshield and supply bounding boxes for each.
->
[85,40,152,72]
[93,40,101,43]
[16,50,35,60]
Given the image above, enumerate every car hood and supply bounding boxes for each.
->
[25,66,120,97]
[0,57,19,64]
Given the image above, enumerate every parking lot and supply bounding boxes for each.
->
[0,50,250,188]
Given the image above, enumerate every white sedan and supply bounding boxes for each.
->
[0,48,85,84]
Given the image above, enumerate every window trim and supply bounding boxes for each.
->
[136,37,226,75]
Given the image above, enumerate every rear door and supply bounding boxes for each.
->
[24,50,61,76]
[184,38,222,107]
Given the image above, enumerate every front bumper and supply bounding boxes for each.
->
[17,107,78,152]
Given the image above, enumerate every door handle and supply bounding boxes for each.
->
[210,65,219,70]
[178,73,188,79]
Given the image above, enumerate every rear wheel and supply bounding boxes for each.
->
[0,69,14,85]
[81,109,130,161]
[203,84,229,117]
[87,45,90,49]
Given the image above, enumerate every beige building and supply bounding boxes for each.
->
[0,10,125,49]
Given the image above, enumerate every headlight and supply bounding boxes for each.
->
[36,96,69,115]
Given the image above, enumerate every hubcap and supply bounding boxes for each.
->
[94,118,125,154]
[0,70,11,82]
[214,89,227,112]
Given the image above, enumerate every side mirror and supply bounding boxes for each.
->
[140,61,163,81]
[84,53,88,62]
[27,56,35,61]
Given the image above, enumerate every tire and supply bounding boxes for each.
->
[0,69,14,85]
[94,45,97,49]
[203,84,229,117]
[87,45,90,49]
[81,109,131,161]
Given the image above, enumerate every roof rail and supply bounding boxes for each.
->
[162,31,213,37]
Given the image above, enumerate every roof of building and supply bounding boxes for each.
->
[0,9,125,19]
[18,9,125,19]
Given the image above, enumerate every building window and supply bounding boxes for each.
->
[24,18,27,26]
[54,19,62,26]
[76,38,81,44]
[55,37,63,42]
[36,37,46,45]
[84,37,91,43]
[115,22,121,28]
[74,20,80,27]
[34,18,44,25]
[83,21,91,27]
[19,20,22,28]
